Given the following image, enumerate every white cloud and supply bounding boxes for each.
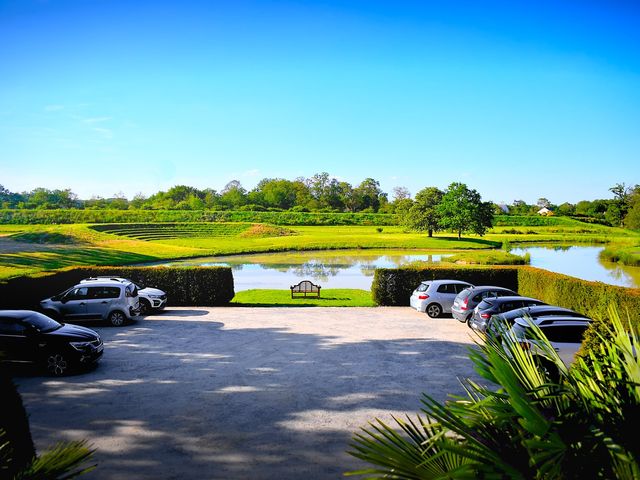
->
[92,127,113,139]
[44,104,65,112]
[83,116,112,124]
[242,169,260,178]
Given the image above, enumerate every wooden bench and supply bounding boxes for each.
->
[290,280,321,299]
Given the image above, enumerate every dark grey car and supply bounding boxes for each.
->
[469,296,546,330]
[482,305,586,337]
[451,286,518,323]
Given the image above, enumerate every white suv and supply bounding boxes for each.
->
[41,279,140,326]
[410,280,474,318]
[80,277,167,315]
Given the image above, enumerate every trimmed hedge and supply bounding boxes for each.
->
[372,265,640,355]
[0,266,234,309]
[0,209,398,226]
[372,266,520,306]
[517,267,640,354]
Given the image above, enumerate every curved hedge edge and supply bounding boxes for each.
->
[371,266,520,306]
[517,266,640,356]
[371,264,640,357]
[0,266,235,308]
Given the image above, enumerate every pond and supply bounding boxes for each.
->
[152,249,452,291]
[151,246,640,291]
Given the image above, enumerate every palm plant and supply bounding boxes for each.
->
[347,306,640,479]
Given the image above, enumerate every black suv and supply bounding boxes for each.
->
[0,310,103,375]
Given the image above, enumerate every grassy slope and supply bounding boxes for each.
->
[0,219,638,281]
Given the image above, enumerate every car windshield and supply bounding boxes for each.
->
[24,312,62,332]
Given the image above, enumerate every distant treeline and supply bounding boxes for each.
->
[1,176,638,228]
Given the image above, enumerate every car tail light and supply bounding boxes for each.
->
[480,312,490,319]
[418,294,429,300]
[460,297,469,311]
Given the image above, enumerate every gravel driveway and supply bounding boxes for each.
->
[15,307,481,479]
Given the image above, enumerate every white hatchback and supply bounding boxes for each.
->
[410,280,474,318]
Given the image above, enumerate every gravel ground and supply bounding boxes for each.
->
[15,307,482,480]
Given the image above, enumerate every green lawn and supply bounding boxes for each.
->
[230,289,376,307]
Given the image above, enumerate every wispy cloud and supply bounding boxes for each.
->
[82,116,112,124]
[92,127,113,139]
[44,104,65,112]
[242,169,260,178]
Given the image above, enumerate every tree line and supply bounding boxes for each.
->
[1,177,638,229]
[0,173,391,214]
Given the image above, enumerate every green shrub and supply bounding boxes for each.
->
[371,266,520,306]
[599,245,640,267]
[0,266,234,309]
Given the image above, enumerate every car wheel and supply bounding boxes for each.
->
[426,303,442,318]
[138,299,151,316]
[45,351,70,376]
[536,357,560,383]
[108,310,127,327]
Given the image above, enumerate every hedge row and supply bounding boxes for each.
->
[517,267,640,354]
[372,265,640,354]
[0,266,234,309]
[371,266,520,306]
[0,209,398,226]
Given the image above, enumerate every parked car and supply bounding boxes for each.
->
[451,286,518,323]
[505,315,593,377]
[80,277,167,315]
[40,278,139,326]
[469,296,546,329]
[410,280,474,318]
[482,305,586,337]
[0,310,103,375]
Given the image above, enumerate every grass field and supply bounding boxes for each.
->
[231,289,375,307]
[0,218,638,281]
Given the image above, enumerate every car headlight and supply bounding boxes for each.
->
[148,294,163,299]
[70,341,93,351]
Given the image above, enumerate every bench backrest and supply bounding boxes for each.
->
[291,280,320,292]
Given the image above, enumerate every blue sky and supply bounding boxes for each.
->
[1,0,639,204]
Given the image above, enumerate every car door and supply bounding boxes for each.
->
[59,287,89,319]
[0,317,33,362]
[85,286,120,318]
[541,324,589,366]
[436,283,459,312]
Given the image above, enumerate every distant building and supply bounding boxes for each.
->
[497,204,509,213]
[537,207,553,216]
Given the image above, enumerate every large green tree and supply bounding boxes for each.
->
[402,187,443,237]
[437,182,494,239]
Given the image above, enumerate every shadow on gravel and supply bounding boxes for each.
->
[14,317,479,480]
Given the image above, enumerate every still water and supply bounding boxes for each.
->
[154,246,640,291]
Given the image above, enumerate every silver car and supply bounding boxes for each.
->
[504,315,592,376]
[410,280,474,318]
[41,279,140,326]
[80,277,167,314]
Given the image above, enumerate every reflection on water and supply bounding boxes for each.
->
[510,245,639,289]
[152,246,640,291]
[154,250,451,291]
